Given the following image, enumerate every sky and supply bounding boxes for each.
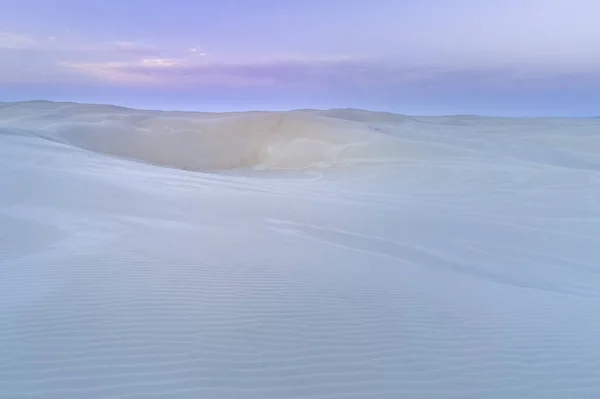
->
[1,0,599,116]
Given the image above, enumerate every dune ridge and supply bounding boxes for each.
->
[0,102,408,171]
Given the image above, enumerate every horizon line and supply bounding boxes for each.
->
[1,99,596,119]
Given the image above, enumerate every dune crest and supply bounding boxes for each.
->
[0,102,411,171]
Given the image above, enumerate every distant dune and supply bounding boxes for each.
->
[2,101,599,172]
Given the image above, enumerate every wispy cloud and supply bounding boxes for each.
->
[0,30,181,84]
[0,30,163,55]
[60,58,186,84]
[57,54,600,92]
[0,31,51,49]
[60,56,390,88]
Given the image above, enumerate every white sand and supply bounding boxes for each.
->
[2,101,600,398]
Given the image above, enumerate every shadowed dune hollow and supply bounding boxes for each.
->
[0,102,423,171]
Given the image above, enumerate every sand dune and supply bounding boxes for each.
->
[1,102,408,171]
[2,101,600,398]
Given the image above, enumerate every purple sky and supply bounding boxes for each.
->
[1,0,599,115]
